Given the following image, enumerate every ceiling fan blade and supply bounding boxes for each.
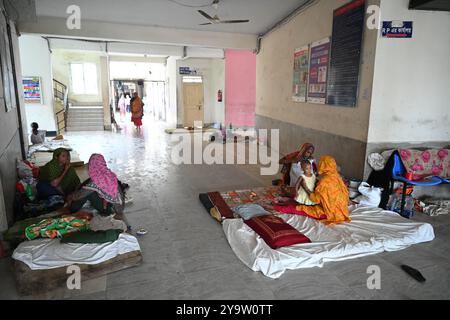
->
[199,22,213,25]
[220,20,250,24]
[198,10,215,21]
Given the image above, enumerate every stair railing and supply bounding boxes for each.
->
[53,79,69,133]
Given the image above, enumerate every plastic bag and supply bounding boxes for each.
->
[354,182,382,207]
[17,160,39,179]
[368,153,386,171]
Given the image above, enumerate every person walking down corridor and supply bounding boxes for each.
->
[118,94,126,122]
[130,92,144,130]
[125,93,131,113]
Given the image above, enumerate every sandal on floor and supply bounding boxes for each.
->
[125,196,133,204]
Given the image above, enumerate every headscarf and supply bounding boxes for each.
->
[280,143,315,165]
[39,148,81,195]
[297,156,350,224]
[83,154,122,205]
[298,143,315,160]
[318,155,339,175]
[279,142,316,185]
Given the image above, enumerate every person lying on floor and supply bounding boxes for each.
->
[268,156,351,225]
[278,142,317,187]
[67,154,125,217]
[37,148,81,200]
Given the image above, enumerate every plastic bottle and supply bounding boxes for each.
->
[25,184,35,201]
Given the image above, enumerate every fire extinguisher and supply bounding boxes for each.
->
[217,90,223,102]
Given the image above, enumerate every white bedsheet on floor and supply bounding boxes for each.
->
[12,233,141,270]
[223,205,435,279]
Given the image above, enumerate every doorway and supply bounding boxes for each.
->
[144,81,166,121]
[111,79,167,123]
[183,76,204,127]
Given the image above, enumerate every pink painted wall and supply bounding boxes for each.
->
[225,49,256,127]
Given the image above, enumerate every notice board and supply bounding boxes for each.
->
[327,0,365,107]
[307,38,330,104]
[23,77,42,103]
[292,45,309,103]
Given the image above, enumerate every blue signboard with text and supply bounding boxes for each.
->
[382,21,413,38]
[179,67,191,75]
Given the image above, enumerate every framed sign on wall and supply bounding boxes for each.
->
[23,76,43,104]
[307,38,330,104]
[382,21,413,38]
[327,0,365,107]
[292,45,309,103]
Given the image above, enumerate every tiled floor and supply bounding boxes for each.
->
[1,119,449,300]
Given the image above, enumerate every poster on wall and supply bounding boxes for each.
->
[292,45,309,103]
[307,38,330,104]
[23,77,43,103]
[327,0,365,107]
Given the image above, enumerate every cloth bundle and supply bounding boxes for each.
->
[354,182,383,208]
[25,214,91,240]
[422,200,450,217]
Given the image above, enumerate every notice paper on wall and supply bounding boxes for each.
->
[292,45,309,103]
[23,76,42,103]
[307,38,330,104]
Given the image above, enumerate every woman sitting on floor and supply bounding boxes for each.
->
[270,156,351,225]
[278,143,317,187]
[67,154,125,217]
[37,148,81,200]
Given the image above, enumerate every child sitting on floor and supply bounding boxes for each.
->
[30,122,46,145]
[294,160,317,206]
[273,160,317,207]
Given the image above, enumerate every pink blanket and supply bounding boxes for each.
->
[399,149,450,180]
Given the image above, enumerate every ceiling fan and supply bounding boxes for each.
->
[198,0,250,25]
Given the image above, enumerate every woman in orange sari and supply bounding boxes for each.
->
[130,92,144,130]
[272,156,350,225]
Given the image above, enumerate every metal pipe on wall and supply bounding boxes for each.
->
[256,0,319,54]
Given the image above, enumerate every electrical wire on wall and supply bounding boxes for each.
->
[41,36,112,55]
[1,0,20,21]
[256,0,320,54]
[167,0,215,8]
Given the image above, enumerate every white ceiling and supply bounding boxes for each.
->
[35,0,309,35]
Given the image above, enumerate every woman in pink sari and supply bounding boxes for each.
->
[68,154,125,216]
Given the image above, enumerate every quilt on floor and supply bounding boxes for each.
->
[200,187,287,221]
[223,205,435,279]
[12,233,141,270]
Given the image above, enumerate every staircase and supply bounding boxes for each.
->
[66,106,104,131]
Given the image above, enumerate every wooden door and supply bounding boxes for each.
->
[183,82,204,127]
